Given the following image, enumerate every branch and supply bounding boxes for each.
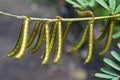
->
[0,11,120,22]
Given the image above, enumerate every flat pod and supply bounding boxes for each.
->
[67,22,89,52]
[99,19,115,55]
[93,18,111,45]
[15,17,30,59]
[6,23,24,57]
[54,21,62,63]
[26,20,41,48]
[84,22,93,64]
[29,22,45,53]
[42,22,50,64]
[62,21,72,44]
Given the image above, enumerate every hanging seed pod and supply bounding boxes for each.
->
[29,22,45,53]
[99,18,115,55]
[84,22,93,64]
[54,20,62,63]
[26,20,41,48]
[15,17,30,59]
[42,22,50,64]
[6,23,24,57]
[67,22,89,52]
[62,21,72,44]
[93,18,111,45]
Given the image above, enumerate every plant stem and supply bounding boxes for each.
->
[0,11,120,22]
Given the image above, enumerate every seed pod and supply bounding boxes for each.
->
[84,22,93,64]
[93,18,111,45]
[62,21,72,44]
[42,22,50,64]
[54,21,62,63]
[29,22,45,53]
[99,19,115,55]
[67,22,89,52]
[26,20,41,48]
[15,17,30,59]
[6,23,24,57]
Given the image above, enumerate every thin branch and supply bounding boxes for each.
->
[0,11,120,22]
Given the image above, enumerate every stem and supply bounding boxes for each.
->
[0,11,120,22]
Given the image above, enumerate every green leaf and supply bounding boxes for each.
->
[100,67,119,76]
[111,51,120,62]
[112,77,119,80]
[95,0,109,11]
[112,31,120,39]
[95,73,114,79]
[109,0,116,11]
[115,4,120,13]
[103,58,120,71]
[65,0,83,9]
[117,43,120,48]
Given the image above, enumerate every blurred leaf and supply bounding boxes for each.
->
[117,43,120,48]
[103,58,120,71]
[112,31,120,39]
[114,25,120,31]
[65,0,83,9]
[112,77,119,80]
[95,0,109,11]
[76,0,95,8]
[100,67,119,76]
[111,51,120,62]
[115,4,120,13]
[95,73,114,79]
[109,0,116,11]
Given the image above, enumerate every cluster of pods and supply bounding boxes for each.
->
[6,10,116,64]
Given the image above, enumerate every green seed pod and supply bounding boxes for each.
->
[84,22,93,64]
[15,17,30,59]
[6,23,24,57]
[99,19,115,55]
[29,22,45,53]
[93,18,111,45]
[42,22,50,64]
[26,20,41,48]
[67,22,89,52]
[62,21,72,44]
[54,21,62,63]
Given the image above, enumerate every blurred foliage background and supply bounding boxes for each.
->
[0,0,119,80]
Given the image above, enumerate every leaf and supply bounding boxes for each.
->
[112,31,120,39]
[111,51,120,62]
[112,77,119,80]
[65,0,83,9]
[100,67,119,76]
[109,0,116,11]
[95,73,114,79]
[117,43,120,48]
[95,0,109,11]
[115,4,120,13]
[103,58,120,71]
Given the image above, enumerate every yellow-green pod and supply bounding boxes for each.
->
[29,22,45,53]
[93,19,111,45]
[67,22,89,52]
[42,22,50,64]
[62,21,72,44]
[99,19,115,55]
[84,22,93,64]
[40,22,58,59]
[26,20,41,48]
[49,22,58,52]
[6,23,24,57]
[15,17,30,59]
[54,21,62,63]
